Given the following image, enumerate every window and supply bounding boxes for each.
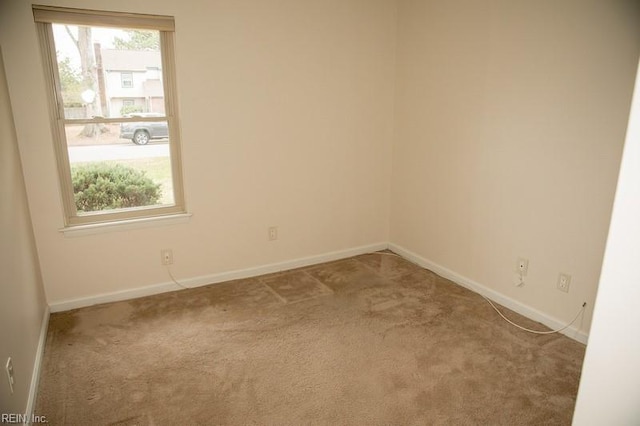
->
[121,72,133,88]
[33,6,186,228]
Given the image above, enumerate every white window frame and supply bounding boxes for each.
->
[121,71,134,88]
[33,5,186,228]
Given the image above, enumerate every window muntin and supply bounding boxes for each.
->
[34,7,185,226]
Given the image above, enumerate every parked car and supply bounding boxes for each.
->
[120,113,168,145]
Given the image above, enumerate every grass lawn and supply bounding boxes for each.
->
[71,157,174,206]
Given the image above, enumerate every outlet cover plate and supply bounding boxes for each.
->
[516,257,529,276]
[5,357,14,394]
[161,249,173,265]
[268,226,278,241]
[557,273,571,293]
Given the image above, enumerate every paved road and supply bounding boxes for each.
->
[68,142,170,163]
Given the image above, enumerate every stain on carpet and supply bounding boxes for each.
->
[261,270,333,304]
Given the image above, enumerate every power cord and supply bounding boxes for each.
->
[367,251,587,336]
[166,266,190,290]
[481,296,586,334]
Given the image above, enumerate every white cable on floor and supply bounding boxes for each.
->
[167,266,190,290]
[367,250,587,335]
[481,295,586,335]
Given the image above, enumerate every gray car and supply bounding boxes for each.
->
[120,113,168,145]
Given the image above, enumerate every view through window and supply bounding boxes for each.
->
[35,7,184,226]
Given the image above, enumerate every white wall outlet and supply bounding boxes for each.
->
[161,249,173,266]
[516,257,529,276]
[268,226,278,241]
[557,273,571,293]
[5,357,14,394]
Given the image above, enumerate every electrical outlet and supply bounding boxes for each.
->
[557,273,571,293]
[161,249,173,266]
[5,357,14,394]
[516,257,529,276]
[268,226,278,241]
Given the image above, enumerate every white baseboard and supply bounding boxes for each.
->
[47,241,588,344]
[388,243,589,344]
[24,306,50,425]
[49,242,388,313]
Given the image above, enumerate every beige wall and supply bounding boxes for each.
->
[0,47,48,415]
[1,0,638,342]
[391,0,640,335]
[0,0,396,304]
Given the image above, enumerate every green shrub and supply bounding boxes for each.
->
[120,104,144,116]
[72,163,162,212]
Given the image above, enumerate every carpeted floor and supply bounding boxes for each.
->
[36,252,585,425]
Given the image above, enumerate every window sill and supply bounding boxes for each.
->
[59,213,192,237]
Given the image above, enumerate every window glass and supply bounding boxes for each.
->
[52,25,165,119]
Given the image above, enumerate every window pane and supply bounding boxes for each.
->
[121,72,133,88]
[65,122,174,214]
[52,25,165,119]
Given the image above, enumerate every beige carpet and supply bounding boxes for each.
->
[36,252,585,425]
